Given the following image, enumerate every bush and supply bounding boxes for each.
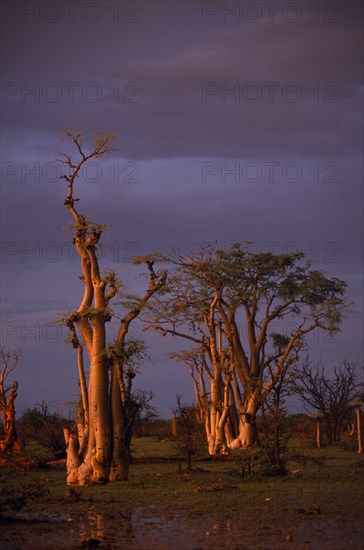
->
[173,398,207,469]
[136,417,174,439]
[17,403,70,459]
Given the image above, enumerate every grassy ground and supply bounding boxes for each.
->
[0,437,363,549]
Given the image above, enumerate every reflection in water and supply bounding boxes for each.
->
[73,506,135,548]
[78,508,104,543]
[70,507,267,549]
[64,507,364,549]
[2,505,364,549]
[70,506,232,549]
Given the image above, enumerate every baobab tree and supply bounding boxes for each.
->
[58,131,166,485]
[144,245,348,453]
[170,346,238,455]
[0,347,22,453]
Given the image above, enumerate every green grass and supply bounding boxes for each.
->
[20,438,56,461]
[1,437,363,549]
[1,437,363,515]
[131,436,180,458]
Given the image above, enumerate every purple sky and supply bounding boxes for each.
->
[1,0,363,418]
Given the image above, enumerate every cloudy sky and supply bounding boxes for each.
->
[1,0,363,417]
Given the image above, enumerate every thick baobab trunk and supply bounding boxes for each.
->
[64,415,96,486]
[224,413,237,448]
[204,376,232,455]
[194,371,258,454]
[64,429,91,485]
[64,344,111,485]
[228,413,259,448]
[89,351,111,482]
[64,337,96,485]
[207,421,229,455]
[60,131,167,485]
[109,367,133,481]
[227,399,259,449]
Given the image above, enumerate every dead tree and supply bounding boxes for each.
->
[293,359,362,445]
[0,348,22,453]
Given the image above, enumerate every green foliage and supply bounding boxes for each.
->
[104,339,148,373]
[271,333,291,352]
[144,243,348,361]
[77,306,114,324]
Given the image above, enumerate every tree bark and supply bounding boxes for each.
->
[316,417,321,449]
[60,131,166,485]
[228,414,259,449]
[356,405,363,454]
[227,396,260,449]
[0,381,21,454]
[109,366,134,481]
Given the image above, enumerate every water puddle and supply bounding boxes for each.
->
[1,506,363,549]
[6,511,69,523]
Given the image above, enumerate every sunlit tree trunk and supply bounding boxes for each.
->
[145,233,347,456]
[183,349,234,455]
[0,381,20,453]
[59,132,166,485]
[0,349,22,454]
[316,417,321,449]
[356,405,363,454]
[227,395,259,449]
[171,411,177,436]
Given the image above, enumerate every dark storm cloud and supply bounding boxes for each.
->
[2,2,362,161]
[1,0,363,415]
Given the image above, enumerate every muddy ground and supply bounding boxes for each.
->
[1,441,363,549]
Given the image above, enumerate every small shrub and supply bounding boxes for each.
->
[17,403,70,459]
[173,398,207,469]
